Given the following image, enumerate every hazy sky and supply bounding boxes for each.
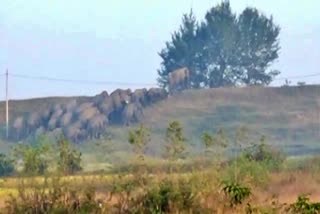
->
[1,0,319,100]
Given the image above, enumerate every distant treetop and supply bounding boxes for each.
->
[157,1,281,92]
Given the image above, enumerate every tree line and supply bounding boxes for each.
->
[158,1,281,90]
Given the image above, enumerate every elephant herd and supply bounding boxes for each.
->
[10,66,190,142]
[11,87,167,143]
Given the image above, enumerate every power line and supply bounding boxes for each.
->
[273,72,320,81]
[5,71,320,88]
[9,73,158,87]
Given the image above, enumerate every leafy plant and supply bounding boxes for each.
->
[165,121,186,162]
[288,195,320,214]
[222,181,251,207]
[0,153,14,177]
[128,124,151,163]
[4,176,105,214]
[56,138,82,175]
[13,141,51,176]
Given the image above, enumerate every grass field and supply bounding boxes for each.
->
[1,159,320,213]
[1,86,320,212]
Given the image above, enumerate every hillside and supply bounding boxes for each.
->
[140,85,320,156]
[1,85,320,156]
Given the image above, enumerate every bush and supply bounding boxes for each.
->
[13,142,50,176]
[0,153,14,177]
[223,155,271,187]
[57,139,82,175]
[244,142,285,170]
[222,181,251,207]
[288,195,320,214]
[5,176,106,214]
[135,178,202,213]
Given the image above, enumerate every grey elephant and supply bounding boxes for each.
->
[99,97,115,116]
[59,112,74,127]
[87,114,108,138]
[132,88,148,106]
[12,117,26,139]
[121,102,143,126]
[147,88,168,103]
[168,67,190,93]
[110,88,132,108]
[77,106,100,123]
[93,91,109,105]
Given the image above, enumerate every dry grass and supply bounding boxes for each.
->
[1,170,320,211]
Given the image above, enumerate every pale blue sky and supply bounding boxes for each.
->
[0,0,319,100]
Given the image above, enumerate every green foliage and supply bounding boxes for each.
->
[202,132,215,149]
[4,176,105,214]
[224,155,270,187]
[0,153,14,177]
[222,181,251,207]
[288,195,320,214]
[13,142,51,176]
[128,124,151,162]
[57,139,82,175]
[136,179,201,214]
[158,1,281,90]
[243,136,285,171]
[201,129,228,165]
[165,121,186,163]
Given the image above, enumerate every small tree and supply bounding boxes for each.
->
[128,124,151,163]
[57,139,82,175]
[165,121,186,172]
[201,128,228,165]
[13,142,50,176]
[0,153,14,177]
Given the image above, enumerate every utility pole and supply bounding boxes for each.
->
[5,69,9,139]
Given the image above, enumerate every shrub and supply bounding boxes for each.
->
[288,195,320,214]
[4,176,105,214]
[13,142,50,176]
[57,139,82,175]
[243,140,285,171]
[222,181,251,207]
[136,178,202,213]
[223,155,270,187]
[0,153,14,177]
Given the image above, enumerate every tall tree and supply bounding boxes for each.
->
[157,1,281,90]
[200,1,240,87]
[157,9,203,89]
[236,7,280,85]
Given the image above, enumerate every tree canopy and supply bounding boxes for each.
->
[157,1,280,90]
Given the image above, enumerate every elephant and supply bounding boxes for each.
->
[64,100,78,112]
[132,88,148,106]
[147,88,168,103]
[87,114,108,138]
[51,107,64,120]
[59,112,74,127]
[77,106,100,123]
[99,98,115,116]
[12,117,26,139]
[25,112,43,135]
[75,102,94,114]
[122,102,143,126]
[168,67,190,93]
[27,112,42,128]
[48,117,59,130]
[110,89,132,108]
[94,91,109,105]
